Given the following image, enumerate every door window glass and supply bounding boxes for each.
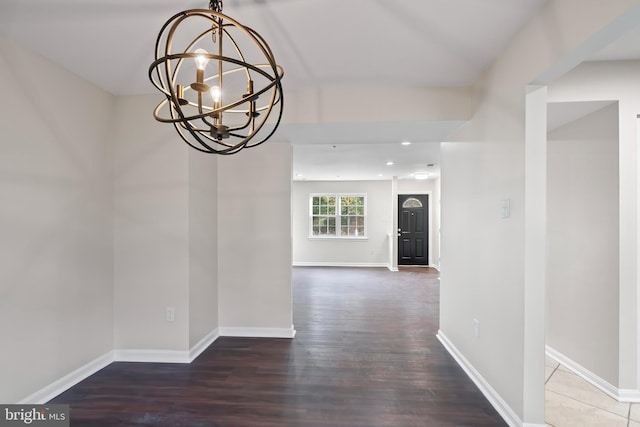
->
[402,197,423,208]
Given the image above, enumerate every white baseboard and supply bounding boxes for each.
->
[387,265,399,272]
[113,349,190,364]
[219,326,296,338]
[18,325,292,405]
[436,330,523,427]
[19,351,115,404]
[546,345,640,402]
[293,262,389,269]
[189,328,220,362]
[619,388,640,402]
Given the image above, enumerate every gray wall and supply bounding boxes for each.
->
[546,104,620,385]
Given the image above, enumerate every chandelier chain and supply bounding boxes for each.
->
[209,0,223,13]
[209,0,223,43]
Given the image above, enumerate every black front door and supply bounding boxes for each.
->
[398,194,428,266]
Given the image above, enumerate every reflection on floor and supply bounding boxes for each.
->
[545,356,639,427]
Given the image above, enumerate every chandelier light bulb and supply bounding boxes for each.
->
[210,85,221,103]
[194,49,209,71]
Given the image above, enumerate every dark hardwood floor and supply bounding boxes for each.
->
[50,267,507,426]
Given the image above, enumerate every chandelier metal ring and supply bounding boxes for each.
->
[149,4,284,154]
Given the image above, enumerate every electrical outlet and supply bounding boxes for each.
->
[473,318,480,337]
[166,307,175,322]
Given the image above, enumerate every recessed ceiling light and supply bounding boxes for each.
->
[386,161,394,166]
[401,141,411,146]
[414,173,430,180]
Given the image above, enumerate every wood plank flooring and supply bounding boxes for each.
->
[50,266,507,426]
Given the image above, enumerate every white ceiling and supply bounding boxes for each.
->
[0,0,547,95]
[588,24,640,62]
[4,0,634,182]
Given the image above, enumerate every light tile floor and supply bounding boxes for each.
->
[545,355,640,427]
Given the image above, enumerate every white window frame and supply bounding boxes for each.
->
[309,193,368,239]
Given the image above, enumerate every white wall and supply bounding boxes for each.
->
[547,59,640,393]
[439,1,639,423]
[284,86,473,124]
[0,37,115,402]
[188,150,219,348]
[0,30,288,402]
[292,180,392,267]
[440,141,525,414]
[546,103,619,386]
[113,95,190,351]
[218,143,293,332]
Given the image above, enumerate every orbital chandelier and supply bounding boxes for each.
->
[149,0,284,154]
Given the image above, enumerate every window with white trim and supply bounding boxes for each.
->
[310,194,367,238]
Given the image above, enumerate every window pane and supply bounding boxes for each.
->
[311,194,364,238]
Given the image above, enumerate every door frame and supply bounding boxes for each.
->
[397,194,429,266]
